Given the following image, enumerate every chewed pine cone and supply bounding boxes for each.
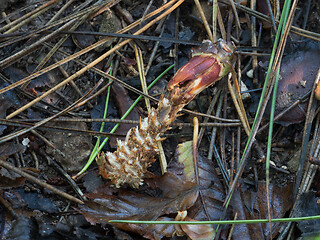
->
[97,97,183,188]
[96,39,236,188]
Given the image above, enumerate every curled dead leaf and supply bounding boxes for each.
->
[177,216,215,240]
[264,42,320,126]
[77,173,200,239]
[231,181,294,239]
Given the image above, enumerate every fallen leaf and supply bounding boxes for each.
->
[177,216,215,240]
[168,141,227,221]
[2,216,38,240]
[3,66,61,105]
[0,142,25,157]
[78,176,199,221]
[0,151,26,187]
[110,82,141,148]
[0,164,25,187]
[0,95,15,134]
[77,171,200,239]
[78,139,228,239]
[295,191,320,238]
[264,41,320,126]
[129,216,176,240]
[72,22,96,49]
[231,181,294,239]
[3,188,59,213]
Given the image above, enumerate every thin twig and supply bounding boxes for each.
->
[219,0,320,41]
[227,0,241,30]
[212,0,218,42]
[0,0,177,95]
[194,0,214,42]
[1,0,59,33]
[0,19,77,68]
[135,44,167,174]
[227,73,251,136]
[41,151,87,201]
[0,80,113,143]
[4,0,184,120]
[198,89,221,144]
[0,160,84,204]
[250,0,258,85]
[223,0,299,208]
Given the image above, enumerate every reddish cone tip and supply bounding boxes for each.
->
[167,39,236,105]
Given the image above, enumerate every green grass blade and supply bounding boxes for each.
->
[224,0,293,208]
[109,214,320,225]
[265,0,292,228]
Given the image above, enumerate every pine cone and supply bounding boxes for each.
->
[97,39,236,188]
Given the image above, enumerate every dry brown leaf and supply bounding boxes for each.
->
[77,173,200,239]
[72,22,96,49]
[109,82,141,148]
[0,142,25,157]
[168,141,226,221]
[231,181,294,239]
[177,216,215,240]
[264,42,320,125]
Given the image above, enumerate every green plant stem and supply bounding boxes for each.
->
[90,68,113,166]
[223,0,293,208]
[265,0,291,233]
[266,68,280,235]
[216,1,292,237]
[109,214,320,225]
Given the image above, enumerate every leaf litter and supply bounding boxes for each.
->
[77,140,218,239]
[0,0,319,239]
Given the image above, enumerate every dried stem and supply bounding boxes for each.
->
[0,160,84,204]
